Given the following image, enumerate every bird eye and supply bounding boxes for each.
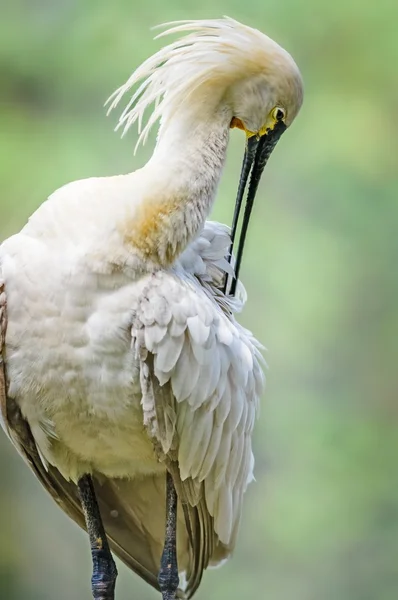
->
[272,107,285,122]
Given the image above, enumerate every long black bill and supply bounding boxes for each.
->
[225,120,287,296]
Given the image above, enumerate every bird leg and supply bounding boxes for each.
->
[78,475,118,600]
[158,471,179,600]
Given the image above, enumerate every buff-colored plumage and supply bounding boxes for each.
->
[0,18,303,598]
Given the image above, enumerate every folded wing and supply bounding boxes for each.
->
[132,261,265,594]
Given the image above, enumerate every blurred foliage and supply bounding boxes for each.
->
[1,1,397,599]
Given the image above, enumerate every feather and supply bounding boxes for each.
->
[172,294,197,323]
[190,412,214,480]
[215,484,233,544]
[225,386,245,433]
[179,408,213,479]
[199,424,223,482]
[187,315,210,346]
[216,319,234,346]
[169,319,187,338]
[214,381,231,427]
[149,293,172,327]
[227,431,245,488]
[186,347,219,410]
[213,429,232,490]
[155,332,185,374]
[204,479,216,516]
[190,338,212,366]
[204,350,221,405]
[171,339,200,402]
[144,323,167,351]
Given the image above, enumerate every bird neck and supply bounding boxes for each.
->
[124,104,231,268]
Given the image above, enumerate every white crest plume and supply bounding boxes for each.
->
[105,17,280,153]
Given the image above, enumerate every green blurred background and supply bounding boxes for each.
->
[1,1,397,599]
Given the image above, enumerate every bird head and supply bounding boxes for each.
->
[227,54,303,135]
[219,31,303,291]
[106,18,303,143]
[107,18,303,291]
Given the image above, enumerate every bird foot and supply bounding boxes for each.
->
[91,546,118,600]
[158,558,179,600]
[158,472,179,600]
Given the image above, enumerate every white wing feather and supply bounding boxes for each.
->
[132,223,265,546]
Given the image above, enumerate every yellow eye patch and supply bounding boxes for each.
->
[230,112,282,139]
[230,117,245,131]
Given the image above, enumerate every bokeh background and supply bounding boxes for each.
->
[1,1,397,599]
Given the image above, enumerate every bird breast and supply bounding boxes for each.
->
[1,230,161,480]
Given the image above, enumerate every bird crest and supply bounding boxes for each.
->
[106,18,298,152]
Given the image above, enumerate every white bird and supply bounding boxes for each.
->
[0,17,303,600]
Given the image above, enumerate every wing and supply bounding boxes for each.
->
[132,264,265,595]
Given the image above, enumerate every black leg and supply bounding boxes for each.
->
[158,471,179,600]
[78,475,118,600]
